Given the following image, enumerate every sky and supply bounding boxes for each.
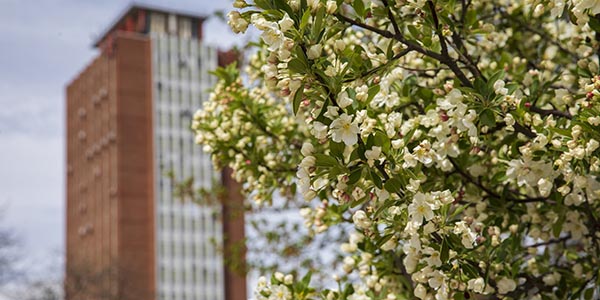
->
[0,0,242,277]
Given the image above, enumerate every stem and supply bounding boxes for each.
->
[529,106,573,119]
[334,13,444,63]
[513,122,536,139]
[500,10,579,61]
[524,235,570,248]
[382,0,401,36]
[427,0,473,87]
[336,7,475,87]
[448,157,547,203]
[343,47,413,83]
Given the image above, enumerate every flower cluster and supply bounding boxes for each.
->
[254,272,316,300]
[196,0,600,299]
[192,64,307,204]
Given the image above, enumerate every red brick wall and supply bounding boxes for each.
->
[66,33,155,300]
[66,48,119,300]
[114,33,156,300]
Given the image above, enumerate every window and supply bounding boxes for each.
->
[150,13,166,34]
[168,14,177,33]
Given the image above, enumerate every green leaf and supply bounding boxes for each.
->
[384,177,403,194]
[353,0,365,18]
[589,16,600,33]
[342,284,355,297]
[407,25,420,39]
[548,126,571,137]
[301,271,312,285]
[473,77,488,96]
[490,171,506,185]
[373,199,396,217]
[487,70,505,87]
[272,0,294,18]
[373,130,391,153]
[370,169,383,189]
[312,7,325,40]
[449,203,470,220]
[577,67,592,78]
[329,140,345,159]
[288,58,306,74]
[376,234,394,248]
[348,167,363,185]
[506,83,519,95]
[417,87,434,101]
[293,84,304,115]
[300,9,311,30]
[454,292,466,300]
[440,239,449,263]
[584,287,594,300]
[480,109,496,127]
[461,262,479,277]
[314,153,338,167]
[552,213,565,238]
[253,0,271,9]
[367,84,380,102]
[465,9,477,27]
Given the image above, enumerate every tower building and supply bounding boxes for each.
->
[65,4,246,300]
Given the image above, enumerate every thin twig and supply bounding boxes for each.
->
[524,235,570,248]
[427,1,473,87]
[343,48,413,83]
[448,157,547,203]
[529,106,573,119]
[382,0,400,36]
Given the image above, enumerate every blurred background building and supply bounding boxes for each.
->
[65,4,245,300]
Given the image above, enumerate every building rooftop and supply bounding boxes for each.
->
[93,2,208,48]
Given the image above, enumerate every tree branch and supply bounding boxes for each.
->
[524,235,570,248]
[334,13,444,63]
[513,122,536,139]
[382,0,401,36]
[343,47,413,83]
[500,10,580,61]
[427,1,473,87]
[448,157,547,203]
[336,9,475,87]
[529,106,573,119]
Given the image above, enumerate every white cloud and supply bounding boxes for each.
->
[0,133,63,269]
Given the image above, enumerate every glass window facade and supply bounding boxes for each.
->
[151,34,223,300]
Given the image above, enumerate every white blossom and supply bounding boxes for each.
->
[408,192,435,225]
[352,210,372,229]
[307,44,322,60]
[467,277,485,293]
[330,114,360,145]
[365,146,382,167]
[496,277,517,294]
[227,11,249,34]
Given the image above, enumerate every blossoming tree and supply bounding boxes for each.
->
[193,0,600,299]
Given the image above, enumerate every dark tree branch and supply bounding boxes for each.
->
[449,33,485,80]
[524,235,570,248]
[343,47,413,83]
[382,0,401,37]
[336,9,475,87]
[500,10,580,61]
[335,13,443,59]
[448,158,547,203]
[529,106,573,119]
[513,122,537,139]
[426,1,473,87]
[459,0,472,24]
